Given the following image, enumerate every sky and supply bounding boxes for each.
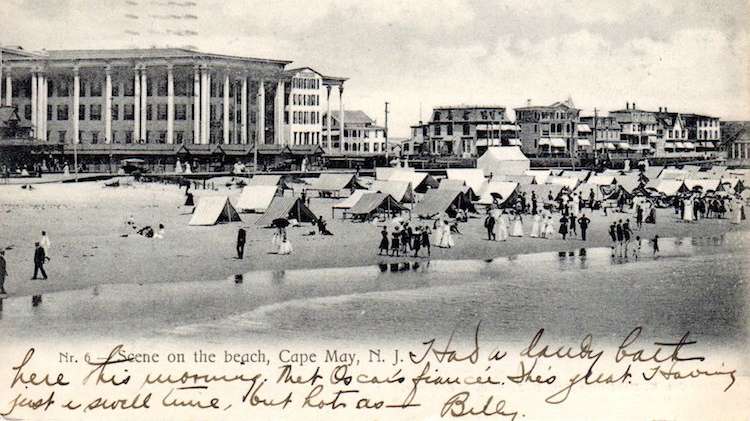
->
[2,0,749,137]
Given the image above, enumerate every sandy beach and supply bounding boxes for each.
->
[0,179,747,297]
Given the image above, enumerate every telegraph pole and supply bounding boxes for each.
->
[384,101,390,162]
[593,108,598,168]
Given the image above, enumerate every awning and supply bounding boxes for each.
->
[683,142,695,149]
[675,142,685,149]
[576,124,592,133]
[616,143,630,150]
[550,138,566,148]
[506,139,522,146]
[576,139,591,147]
[475,139,500,147]
[501,124,520,131]
[538,138,550,146]
[596,142,616,150]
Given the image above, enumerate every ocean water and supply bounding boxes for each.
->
[0,233,747,347]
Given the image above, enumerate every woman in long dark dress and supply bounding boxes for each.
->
[559,215,569,240]
[390,231,401,257]
[378,228,389,255]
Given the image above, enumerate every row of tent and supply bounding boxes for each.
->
[188,194,319,226]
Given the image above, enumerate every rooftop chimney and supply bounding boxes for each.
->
[632,102,636,110]
[626,102,630,110]
[665,107,668,113]
[659,107,662,112]
[527,99,532,106]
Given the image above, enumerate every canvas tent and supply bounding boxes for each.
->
[331,190,366,218]
[348,193,407,219]
[647,180,688,196]
[476,146,530,176]
[445,168,487,193]
[369,180,416,203]
[236,185,279,212]
[476,181,519,207]
[248,174,291,190]
[438,179,479,201]
[492,174,535,185]
[412,189,476,218]
[613,175,642,194]
[255,197,318,226]
[587,175,617,185]
[388,170,439,193]
[684,179,722,193]
[659,168,688,180]
[375,166,414,181]
[518,183,565,203]
[560,170,591,183]
[524,170,552,185]
[189,196,242,226]
[574,183,604,202]
[307,173,365,198]
[547,176,579,191]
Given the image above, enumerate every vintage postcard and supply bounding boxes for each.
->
[0,1,748,419]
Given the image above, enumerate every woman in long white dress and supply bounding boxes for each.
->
[278,232,293,255]
[530,213,542,238]
[271,228,282,252]
[730,197,744,224]
[438,219,454,248]
[497,211,510,241]
[683,196,695,222]
[510,213,524,237]
[544,216,555,238]
[490,207,502,241]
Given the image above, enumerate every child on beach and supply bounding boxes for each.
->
[652,235,660,255]
[633,236,641,260]
[378,228,389,255]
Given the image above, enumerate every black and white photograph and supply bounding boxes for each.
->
[0,1,748,419]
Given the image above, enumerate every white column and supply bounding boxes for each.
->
[31,71,38,139]
[201,67,210,144]
[0,64,3,103]
[274,80,284,145]
[166,64,174,144]
[257,79,265,146]
[223,71,230,144]
[325,85,332,151]
[338,85,345,152]
[41,73,47,141]
[4,71,11,106]
[72,68,80,144]
[133,67,140,143]
[104,67,112,144]
[241,76,247,144]
[140,67,147,142]
[193,65,200,144]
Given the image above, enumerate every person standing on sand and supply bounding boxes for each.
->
[623,219,633,256]
[32,242,49,280]
[616,220,625,256]
[559,215,569,240]
[578,214,590,241]
[421,226,431,257]
[236,227,246,259]
[484,211,496,241]
[378,227,389,255]
[636,205,643,229]
[39,231,51,254]
[609,222,617,255]
[568,212,577,236]
[652,235,660,255]
[0,250,7,295]
[390,230,400,257]
[531,192,538,215]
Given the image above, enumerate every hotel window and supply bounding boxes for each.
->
[58,131,66,143]
[111,131,117,143]
[210,104,216,121]
[57,105,69,120]
[47,105,53,121]
[251,111,256,124]
[90,81,103,97]
[112,104,119,121]
[58,80,70,96]
[175,81,188,96]
[481,111,488,120]
[91,131,99,144]
[124,104,135,120]
[48,80,55,97]
[90,104,102,121]
[447,125,453,135]
[79,104,86,120]
[125,131,133,144]
[147,104,153,120]
[112,82,120,97]
[175,104,187,120]
[157,104,168,120]
[157,79,167,96]
[80,81,88,97]
[434,112,441,121]
[463,124,470,135]
[176,131,184,144]
[434,125,441,136]
[159,131,167,143]
[24,105,31,120]
[124,80,134,96]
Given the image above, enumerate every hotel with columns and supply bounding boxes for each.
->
[0,47,348,171]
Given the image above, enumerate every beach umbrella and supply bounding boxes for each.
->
[272,218,290,228]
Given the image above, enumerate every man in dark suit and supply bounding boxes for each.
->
[32,242,48,280]
[484,213,496,240]
[0,250,8,294]
[578,214,591,241]
[236,228,247,259]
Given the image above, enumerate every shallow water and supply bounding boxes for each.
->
[0,233,747,347]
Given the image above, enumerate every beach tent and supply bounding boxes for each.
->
[388,171,439,193]
[492,174,535,185]
[348,193,407,219]
[476,181,519,207]
[601,184,632,201]
[255,197,317,226]
[375,166,414,181]
[331,190,366,218]
[189,196,242,226]
[643,165,664,182]
[236,185,279,212]
[524,170,552,185]
[412,189,476,218]
[613,175,642,194]
[720,178,745,193]
[369,180,416,203]
[307,173,365,198]
[547,176,579,191]
[659,168,688,180]
[574,183,604,202]
[476,146,530,176]
[587,175,617,186]
[445,168,487,193]
[560,170,591,183]
[438,179,479,201]
[684,179,722,193]
[518,183,565,203]
[248,174,291,190]
[648,180,688,196]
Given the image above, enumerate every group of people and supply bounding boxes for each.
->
[378,222,433,258]
[125,215,166,239]
[676,193,746,223]
[483,208,525,241]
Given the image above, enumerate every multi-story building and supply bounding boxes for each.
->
[609,102,658,155]
[0,47,347,171]
[682,113,722,156]
[653,109,689,156]
[324,110,386,154]
[578,115,621,154]
[515,99,581,156]
[721,121,749,164]
[408,105,519,157]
